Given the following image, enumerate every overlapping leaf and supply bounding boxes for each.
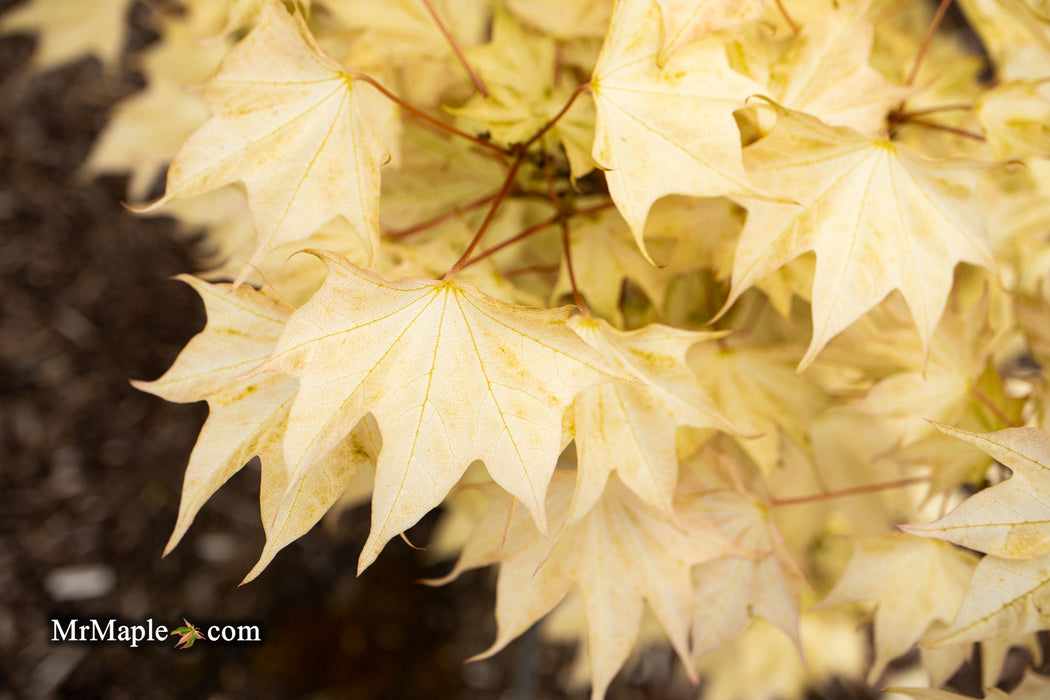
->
[264,251,624,571]
[726,107,996,369]
[591,0,767,258]
[567,317,736,518]
[903,425,1050,558]
[145,1,389,284]
[438,473,726,700]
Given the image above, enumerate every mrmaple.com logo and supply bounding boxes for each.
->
[50,618,261,649]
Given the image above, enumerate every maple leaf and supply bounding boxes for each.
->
[654,0,764,66]
[171,619,204,649]
[902,425,1050,559]
[763,2,913,134]
[820,533,977,684]
[84,8,230,201]
[567,317,737,518]
[438,472,726,699]
[725,107,996,369]
[690,343,826,474]
[132,276,377,580]
[132,276,295,554]
[507,0,612,39]
[590,0,768,259]
[924,552,1050,647]
[264,250,624,572]
[690,486,803,659]
[144,1,390,284]
[976,80,1050,160]
[0,0,134,74]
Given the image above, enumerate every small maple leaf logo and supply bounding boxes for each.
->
[171,619,203,649]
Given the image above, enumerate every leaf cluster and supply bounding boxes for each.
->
[7,0,1050,696]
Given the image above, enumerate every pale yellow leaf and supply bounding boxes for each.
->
[767,2,912,134]
[443,473,724,700]
[976,81,1050,160]
[265,251,624,572]
[591,0,767,259]
[508,0,612,39]
[925,552,1050,646]
[146,1,389,284]
[691,489,802,658]
[727,107,995,369]
[131,276,294,555]
[567,318,736,518]
[654,0,764,66]
[820,534,977,684]
[903,425,1050,559]
[1,0,133,74]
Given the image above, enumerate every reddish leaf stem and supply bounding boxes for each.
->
[769,476,931,508]
[420,0,489,98]
[351,73,508,154]
[445,149,528,278]
[544,149,589,313]
[444,86,595,279]
[906,0,954,86]
[774,0,800,34]
[895,103,974,119]
[901,116,985,141]
[460,200,615,270]
[385,191,500,239]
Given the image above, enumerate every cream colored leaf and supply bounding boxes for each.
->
[246,414,379,582]
[727,107,995,369]
[131,276,293,553]
[925,552,1050,646]
[820,534,977,684]
[976,81,1050,160]
[84,11,230,201]
[654,0,764,66]
[691,489,803,659]
[508,0,612,39]
[903,425,1050,559]
[768,2,912,134]
[567,318,736,518]
[591,0,767,259]
[146,1,389,284]
[444,473,724,700]
[690,343,826,474]
[1,0,133,74]
[265,251,624,572]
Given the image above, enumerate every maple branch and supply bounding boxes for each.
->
[522,83,590,150]
[900,116,985,141]
[971,388,1019,428]
[384,191,500,239]
[420,0,489,98]
[445,148,529,278]
[769,476,931,508]
[894,103,974,119]
[906,0,953,86]
[444,86,595,279]
[544,149,589,313]
[351,74,508,154]
[459,200,616,270]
